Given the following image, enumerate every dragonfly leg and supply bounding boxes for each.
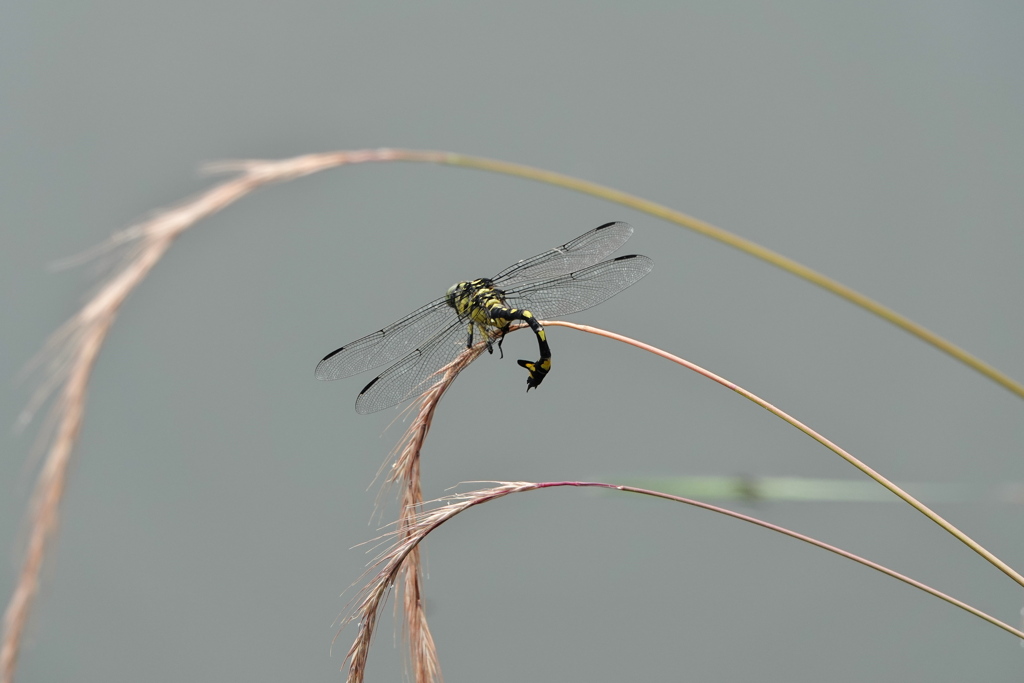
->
[495,324,511,359]
[469,321,501,355]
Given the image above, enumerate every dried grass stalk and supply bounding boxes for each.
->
[346,343,487,683]
[2,149,437,683]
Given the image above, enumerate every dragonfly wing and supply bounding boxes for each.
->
[504,254,654,319]
[491,222,634,287]
[315,295,453,380]
[354,320,474,414]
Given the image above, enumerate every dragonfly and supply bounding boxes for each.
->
[315,221,654,414]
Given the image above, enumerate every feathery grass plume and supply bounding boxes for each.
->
[384,344,487,683]
[338,483,535,683]
[334,338,485,683]
[2,150,412,683]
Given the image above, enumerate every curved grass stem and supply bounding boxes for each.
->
[341,479,1024,683]
[588,481,1024,640]
[542,320,1024,590]
[427,151,1024,402]
[217,148,1024,402]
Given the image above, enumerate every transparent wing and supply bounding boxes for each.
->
[353,320,477,414]
[354,254,653,412]
[316,222,632,381]
[314,296,454,380]
[504,254,654,319]
[490,221,633,288]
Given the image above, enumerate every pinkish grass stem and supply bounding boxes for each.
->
[543,320,1024,590]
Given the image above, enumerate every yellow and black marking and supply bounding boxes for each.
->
[446,278,553,391]
[315,221,653,414]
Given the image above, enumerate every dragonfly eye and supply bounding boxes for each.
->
[445,283,460,308]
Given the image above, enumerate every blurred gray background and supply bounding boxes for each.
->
[3,2,1023,681]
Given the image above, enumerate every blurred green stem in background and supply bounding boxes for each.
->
[614,475,1024,504]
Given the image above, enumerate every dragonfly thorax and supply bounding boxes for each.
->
[445,278,512,326]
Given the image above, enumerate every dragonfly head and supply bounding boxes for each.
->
[445,282,462,309]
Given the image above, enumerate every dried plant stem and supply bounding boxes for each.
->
[395,412,438,683]
[2,150,410,683]
[1,321,104,683]
[339,483,530,683]
[543,320,1024,590]
[593,482,1024,640]
[343,345,486,683]
[346,481,1024,647]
